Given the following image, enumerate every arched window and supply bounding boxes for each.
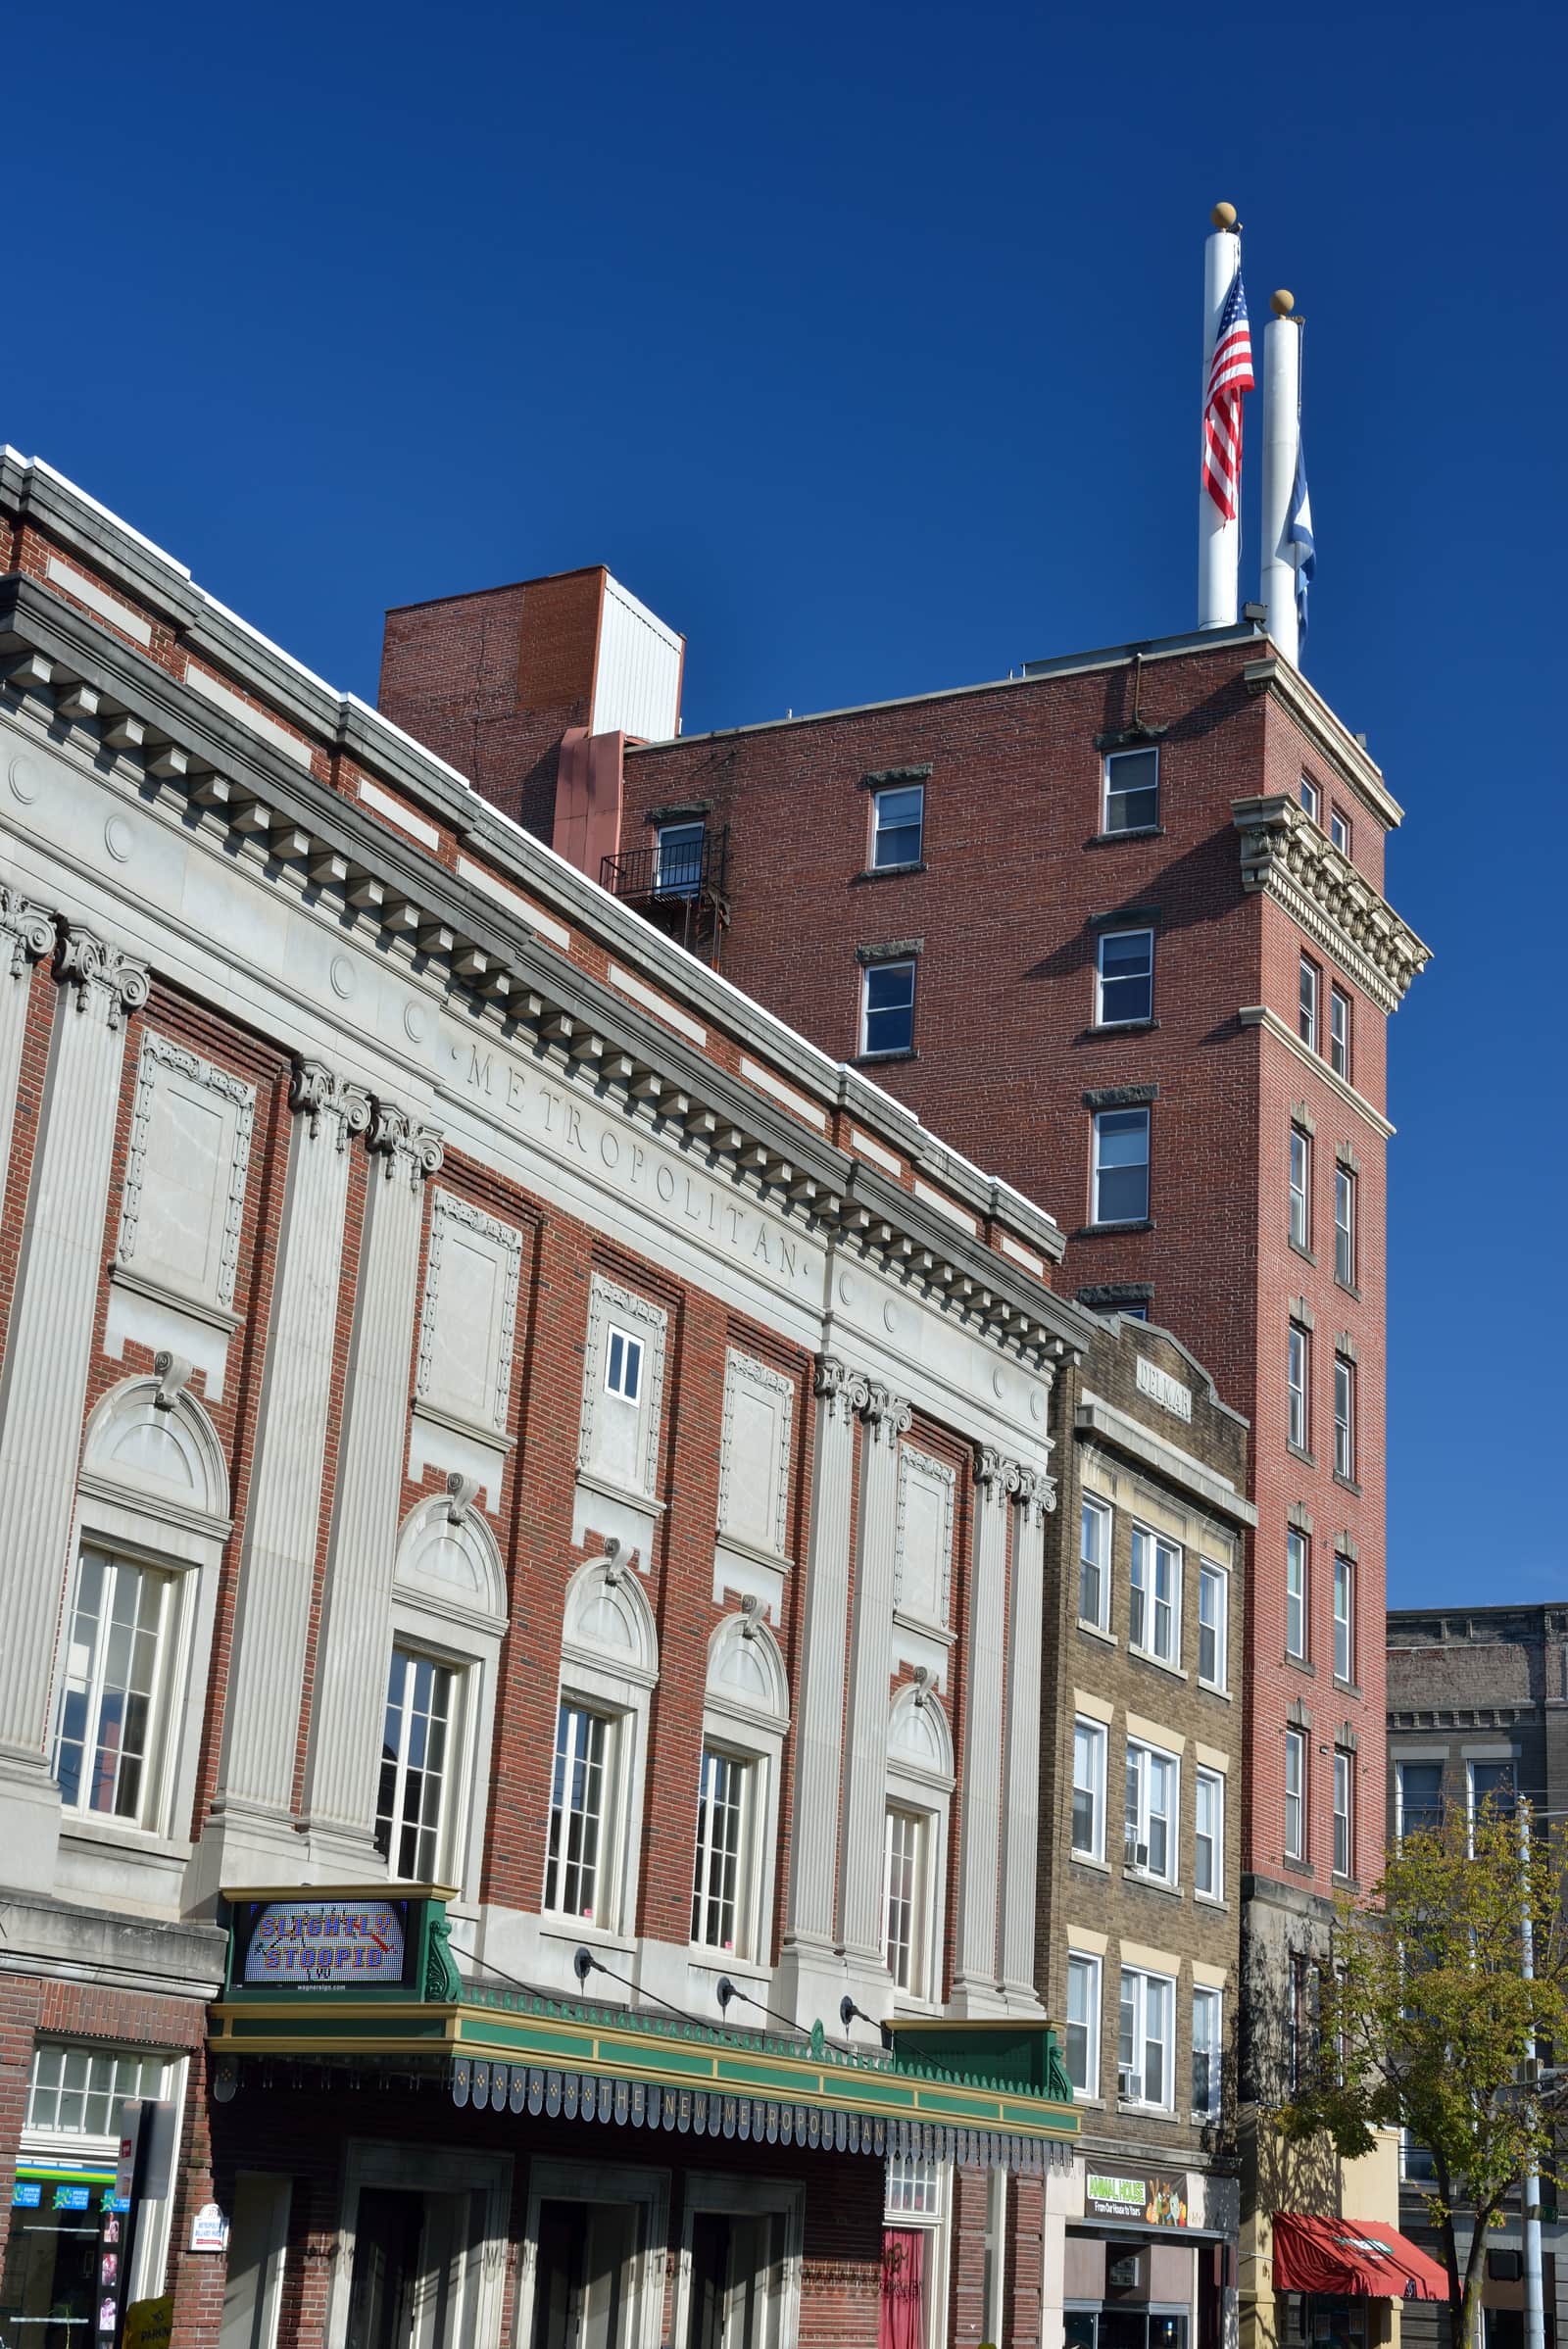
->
[376,1493,509,1899]
[56,1376,230,1853]
[882,1680,955,2007]
[689,1608,790,1976]
[541,1559,660,1949]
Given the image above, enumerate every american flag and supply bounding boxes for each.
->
[1201,262,1254,521]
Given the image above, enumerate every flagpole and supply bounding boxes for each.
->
[1199,202,1243,630]
[1261,289,1303,664]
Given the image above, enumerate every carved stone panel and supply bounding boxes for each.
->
[894,1446,956,1632]
[578,1272,668,1499]
[718,1348,795,1561]
[415,1188,524,1440]
[116,1031,256,1312]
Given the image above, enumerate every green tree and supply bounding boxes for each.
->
[1280,1799,1568,2349]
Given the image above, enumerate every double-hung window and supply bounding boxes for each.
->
[1091,1107,1150,1225]
[1333,1749,1353,1880]
[1079,1496,1111,1631]
[1298,955,1319,1052]
[691,1746,755,1954]
[376,1647,458,1880]
[1065,1952,1102,2096]
[54,1549,175,1830]
[1330,806,1352,856]
[1103,747,1159,832]
[1298,775,1321,823]
[655,820,706,899]
[1469,1759,1516,1830]
[1330,986,1352,1080]
[1335,1166,1356,1288]
[1096,929,1154,1026]
[1118,1967,1174,2108]
[1285,1727,1307,1860]
[860,958,916,1056]
[1124,1738,1178,1883]
[1334,1355,1355,1482]
[1195,1767,1224,1899]
[1129,1526,1179,1664]
[883,1805,932,1996]
[1396,1760,1444,1841]
[1286,1530,1308,1660]
[1333,1556,1354,1684]
[1192,1986,1223,2119]
[1072,1718,1106,1860]
[1289,1128,1311,1251]
[871,782,924,869]
[1198,1561,1228,1689]
[1288,1323,1310,1452]
[544,1700,615,1922]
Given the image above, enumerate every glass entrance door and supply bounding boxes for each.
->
[686,2214,783,2349]
[346,2186,490,2349]
[529,2202,639,2349]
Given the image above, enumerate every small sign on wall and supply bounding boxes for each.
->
[188,2204,229,2253]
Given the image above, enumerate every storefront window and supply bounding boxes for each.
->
[1,2174,123,2349]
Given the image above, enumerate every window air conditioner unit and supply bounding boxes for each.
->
[1134,1841,1150,1869]
[1119,2067,1138,2097]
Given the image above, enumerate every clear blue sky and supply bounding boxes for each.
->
[8,0,1563,1606]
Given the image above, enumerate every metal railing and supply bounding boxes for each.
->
[601,826,728,905]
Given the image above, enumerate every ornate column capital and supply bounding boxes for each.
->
[0,888,56,980]
[54,925,150,1030]
[290,1059,373,1150]
[973,1444,1023,1495]
[814,1353,870,1425]
[1012,1463,1057,1523]
[859,1382,912,1444]
[367,1099,445,1188]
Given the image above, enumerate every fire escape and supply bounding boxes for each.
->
[600,824,731,968]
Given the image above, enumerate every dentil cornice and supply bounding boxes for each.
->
[1231,794,1432,1013]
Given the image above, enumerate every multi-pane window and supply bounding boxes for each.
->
[861,958,916,1056]
[1286,1530,1309,1659]
[26,2044,165,2139]
[1299,775,1321,823]
[1335,1166,1356,1288]
[605,1326,644,1401]
[1285,1728,1307,1859]
[1195,1768,1224,1899]
[691,1746,752,1954]
[1091,1107,1150,1225]
[54,1550,174,1829]
[1289,1128,1311,1250]
[1333,1556,1354,1684]
[544,1702,612,1922]
[1103,746,1159,833]
[655,820,706,899]
[1124,1739,1178,1884]
[1118,1968,1173,2108]
[375,1648,456,1881]
[1333,1749,1353,1880]
[1079,1496,1111,1631]
[1129,1527,1180,1664]
[1192,1987,1223,2119]
[885,2156,943,2217]
[883,1805,930,1995]
[871,782,924,869]
[1298,955,1319,1051]
[1096,929,1154,1026]
[1334,1356,1355,1482]
[1396,1760,1445,1840]
[1330,986,1352,1080]
[1330,806,1352,856]
[1065,1953,1101,2095]
[1072,1718,1107,1860]
[1288,1323,1310,1451]
[1198,1562,1228,1689]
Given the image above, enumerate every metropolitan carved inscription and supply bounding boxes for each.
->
[456,1041,818,1297]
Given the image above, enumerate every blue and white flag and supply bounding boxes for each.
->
[1287,438,1315,648]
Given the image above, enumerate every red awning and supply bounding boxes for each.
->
[1273,2214,1448,2302]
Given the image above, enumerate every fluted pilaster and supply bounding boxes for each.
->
[952,1446,1017,2005]
[1000,1458,1055,2002]
[0,891,58,1233]
[837,1380,911,1961]
[781,1357,865,1953]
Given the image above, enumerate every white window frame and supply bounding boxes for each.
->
[605,1324,645,1401]
[1335,1165,1356,1288]
[1192,1986,1223,2120]
[1195,1766,1225,1901]
[1129,1525,1181,1665]
[1467,1757,1517,1845]
[1095,928,1154,1028]
[1118,1966,1174,2110]
[375,1642,463,1885]
[1333,1749,1353,1880]
[537,1559,660,1967]
[544,1697,623,1928]
[1124,1737,1180,1885]
[1091,1106,1151,1227]
[1330,805,1352,856]
[578,1274,667,1505]
[1298,774,1321,823]
[655,818,707,900]
[883,1802,934,1999]
[1298,954,1319,1052]
[883,1684,954,2009]
[1330,985,1351,1080]
[1334,1356,1355,1482]
[881,2159,953,2349]
[859,956,917,1057]
[1065,1952,1102,2098]
[1285,1727,1307,1860]
[1198,1560,1229,1691]
[1289,1127,1311,1251]
[53,1547,180,1834]
[1333,1555,1354,1685]
[691,1611,789,1982]
[1288,1323,1309,1452]
[1079,1495,1112,1632]
[1102,746,1159,833]
[1072,1717,1107,1862]
[1395,1758,1445,1843]
[1286,1530,1309,1661]
[870,780,925,870]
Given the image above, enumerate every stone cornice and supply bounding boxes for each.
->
[0,580,1096,1372]
[1232,793,1431,1013]
[1242,657,1404,830]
